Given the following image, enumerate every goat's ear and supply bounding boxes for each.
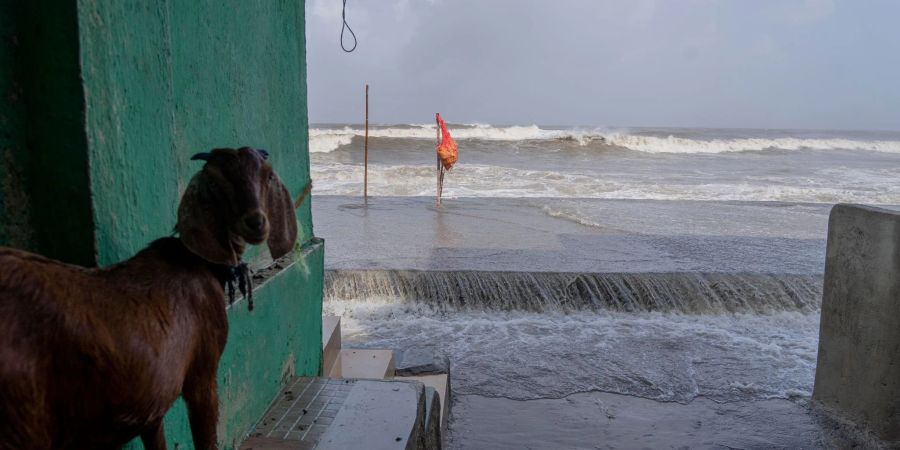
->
[191,152,211,161]
[265,173,298,260]
[177,170,239,266]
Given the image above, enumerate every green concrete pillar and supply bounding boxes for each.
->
[1,0,96,265]
[1,1,322,448]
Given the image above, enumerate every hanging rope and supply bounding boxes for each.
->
[341,0,358,52]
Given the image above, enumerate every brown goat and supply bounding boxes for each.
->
[0,147,311,450]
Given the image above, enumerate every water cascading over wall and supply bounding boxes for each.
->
[326,270,822,314]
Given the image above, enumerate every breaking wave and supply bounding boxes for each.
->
[309,133,353,153]
[309,124,573,152]
[602,134,900,154]
[309,124,900,154]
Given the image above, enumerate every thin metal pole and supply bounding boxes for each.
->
[364,84,369,200]
[439,168,445,204]
[436,113,441,205]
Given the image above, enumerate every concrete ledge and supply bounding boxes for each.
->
[330,349,396,379]
[813,204,900,444]
[399,374,449,448]
[244,377,442,449]
[422,387,441,450]
[395,347,450,377]
[316,380,425,450]
[240,436,315,449]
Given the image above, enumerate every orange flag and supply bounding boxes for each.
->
[436,113,458,170]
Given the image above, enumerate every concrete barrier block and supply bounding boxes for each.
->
[322,316,341,376]
[813,204,900,444]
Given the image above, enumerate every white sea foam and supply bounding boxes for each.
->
[311,162,900,203]
[309,133,354,153]
[602,133,900,154]
[309,124,900,154]
[327,298,820,403]
[309,124,573,152]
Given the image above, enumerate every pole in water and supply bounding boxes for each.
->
[364,84,369,201]
[436,113,441,206]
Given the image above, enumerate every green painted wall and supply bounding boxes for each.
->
[81,1,320,448]
[0,0,96,263]
[77,0,312,266]
[1,1,322,448]
[0,0,30,249]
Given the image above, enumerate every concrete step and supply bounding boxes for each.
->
[394,346,449,377]
[317,379,429,450]
[242,377,438,450]
[321,316,341,376]
[240,436,315,449]
[397,374,449,446]
[245,377,353,446]
[329,349,395,379]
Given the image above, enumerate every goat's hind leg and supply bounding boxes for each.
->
[184,375,220,450]
[140,420,167,450]
[0,375,52,450]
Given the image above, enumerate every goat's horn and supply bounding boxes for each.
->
[190,152,211,161]
[294,181,313,209]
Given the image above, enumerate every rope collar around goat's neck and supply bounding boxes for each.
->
[173,235,256,311]
[226,261,254,311]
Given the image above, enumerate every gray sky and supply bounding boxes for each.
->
[306,0,900,130]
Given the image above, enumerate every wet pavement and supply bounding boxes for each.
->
[313,196,831,274]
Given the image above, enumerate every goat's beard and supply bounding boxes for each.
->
[228,232,248,257]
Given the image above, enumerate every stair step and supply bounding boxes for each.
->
[322,316,341,376]
[330,349,395,379]
[247,378,354,445]
[240,436,315,449]
[316,380,426,450]
[396,373,449,445]
[242,377,436,450]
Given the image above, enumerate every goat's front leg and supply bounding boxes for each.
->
[140,420,166,450]
[184,375,219,450]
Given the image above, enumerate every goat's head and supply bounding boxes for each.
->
[176,147,298,266]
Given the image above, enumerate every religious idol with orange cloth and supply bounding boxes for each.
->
[435,113,458,204]
[436,113,458,170]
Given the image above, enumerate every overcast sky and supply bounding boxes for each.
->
[306,0,900,130]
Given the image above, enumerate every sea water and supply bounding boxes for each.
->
[311,124,900,447]
[310,123,900,203]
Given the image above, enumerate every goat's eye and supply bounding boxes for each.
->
[268,173,275,182]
